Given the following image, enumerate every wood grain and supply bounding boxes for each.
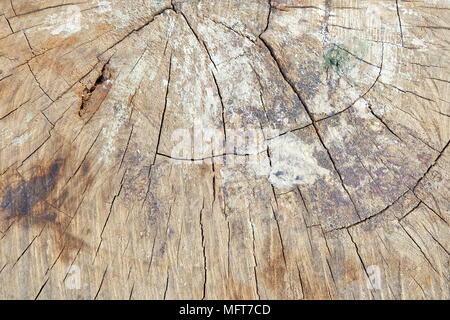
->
[0,0,448,299]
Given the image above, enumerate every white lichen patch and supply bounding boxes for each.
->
[44,5,85,38]
[91,0,130,29]
[322,119,355,148]
[100,104,128,162]
[353,99,373,120]
[11,132,30,147]
[273,8,323,43]
[411,38,426,49]
[267,132,330,190]
[197,20,253,65]
[95,0,113,14]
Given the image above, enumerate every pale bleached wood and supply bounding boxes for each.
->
[0,0,449,299]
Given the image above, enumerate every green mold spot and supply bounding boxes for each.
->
[323,44,349,74]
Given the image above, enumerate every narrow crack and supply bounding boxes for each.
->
[118,125,134,171]
[412,140,449,191]
[146,231,158,274]
[99,168,127,239]
[367,104,404,143]
[177,10,217,70]
[96,7,173,60]
[419,200,448,226]
[211,71,227,143]
[259,0,272,37]
[12,233,39,268]
[208,17,255,43]
[423,226,450,256]
[295,262,305,298]
[12,2,88,18]
[27,62,54,102]
[347,230,375,298]
[329,189,414,232]
[156,149,266,162]
[94,266,108,299]
[395,0,404,46]
[153,53,172,162]
[34,278,49,300]
[128,283,135,300]
[163,270,169,299]
[270,203,287,266]
[10,0,17,16]
[398,223,440,275]
[258,37,361,218]
[316,43,384,123]
[248,206,261,300]
[141,52,173,207]
[199,199,207,300]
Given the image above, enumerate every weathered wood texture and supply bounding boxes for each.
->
[0,0,449,299]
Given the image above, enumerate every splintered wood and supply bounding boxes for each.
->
[0,0,449,299]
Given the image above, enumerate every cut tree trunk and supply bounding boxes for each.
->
[0,0,449,299]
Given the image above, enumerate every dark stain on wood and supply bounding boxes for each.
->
[0,157,86,263]
[1,159,63,219]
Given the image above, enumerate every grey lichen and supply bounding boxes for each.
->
[323,44,349,74]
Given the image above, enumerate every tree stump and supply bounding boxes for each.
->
[0,0,449,299]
